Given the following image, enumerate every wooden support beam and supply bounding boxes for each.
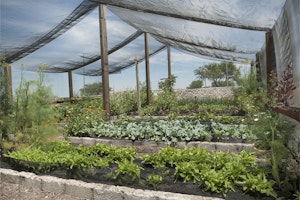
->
[167,45,171,80]
[4,65,12,97]
[135,57,141,115]
[99,4,110,119]
[144,32,151,105]
[255,53,261,82]
[68,71,73,99]
[265,31,272,90]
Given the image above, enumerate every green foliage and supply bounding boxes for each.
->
[1,66,58,152]
[237,173,277,198]
[110,90,138,116]
[147,174,163,188]
[250,111,292,187]
[113,159,141,184]
[175,161,202,183]
[63,98,106,136]
[79,82,107,96]
[149,75,179,113]
[293,191,300,200]
[109,84,151,116]
[234,67,296,195]
[194,62,240,87]
[67,119,254,144]
[211,80,235,87]
[200,168,234,195]
[187,80,203,89]
[6,142,277,197]
[158,75,176,92]
[0,57,13,142]
[142,147,275,197]
[234,70,269,115]
[155,90,178,112]
[5,141,136,178]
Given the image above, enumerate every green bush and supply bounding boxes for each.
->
[1,65,59,152]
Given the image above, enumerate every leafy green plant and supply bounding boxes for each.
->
[250,111,292,186]
[147,174,163,188]
[5,141,137,178]
[67,118,254,144]
[6,142,278,198]
[199,168,234,195]
[113,159,141,184]
[237,173,277,198]
[141,147,276,197]
[293,191,300,200]
[174,161,201,183]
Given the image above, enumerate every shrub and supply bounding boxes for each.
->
[1,66,59,152]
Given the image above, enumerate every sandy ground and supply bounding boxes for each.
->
[0,183,85,200]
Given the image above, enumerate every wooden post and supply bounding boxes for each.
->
[4,65,13,97]
[99,4,110,119]
[144,32,151,105]
[265,31,272,90]
[68,71,73,99]
[135,57,141,115]
[167,45,171,80]
[255,53,261,82]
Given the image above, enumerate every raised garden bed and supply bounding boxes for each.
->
[2,141,278,200]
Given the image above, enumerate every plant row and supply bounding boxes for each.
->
[67,119,256,144]
[141,146,276,197]
[5,141,136,176]
[4,141,276,198]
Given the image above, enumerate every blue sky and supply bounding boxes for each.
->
[3,0,282,98]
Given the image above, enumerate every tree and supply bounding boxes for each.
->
[158,75,176,92]
[79,82,110,96]
[187,80,203,89]
[194,62,240,87]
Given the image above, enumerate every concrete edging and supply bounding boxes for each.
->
[67,137,255,154]
[0,168,223,200]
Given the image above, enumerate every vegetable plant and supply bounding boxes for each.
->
[5,141,278,198]
[237,173,277,198]
[68,119,254,144]
[113,159,142,184]
[147,174,163,188]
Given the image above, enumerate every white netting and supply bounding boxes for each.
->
[2,0,299,105]
[93,0,285,30]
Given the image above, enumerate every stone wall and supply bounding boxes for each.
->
[173,87,235,99]
[67,137,254,154]
[0,168,223,200]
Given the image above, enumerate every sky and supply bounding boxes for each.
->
[1,0,285,98]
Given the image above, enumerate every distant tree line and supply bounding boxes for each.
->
[187,62,241,89]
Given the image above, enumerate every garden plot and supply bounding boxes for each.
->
[2,141,276,199]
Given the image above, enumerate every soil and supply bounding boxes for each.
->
[0,158,275,200]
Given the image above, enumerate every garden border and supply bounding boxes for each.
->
[0,168,223,200]
[66,137,255,154]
